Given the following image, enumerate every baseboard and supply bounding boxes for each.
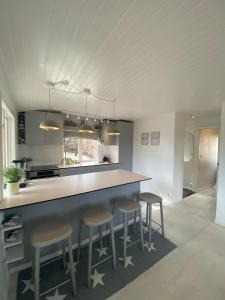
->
[9,219,136,274]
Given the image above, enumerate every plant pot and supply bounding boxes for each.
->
[7,182,19,195]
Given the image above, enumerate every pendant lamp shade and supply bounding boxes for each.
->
[108,127,120,136]
[40,119,60,131]
[108,98,120,136]
[40,88,60,131]
[79,122,95,133]
[78,91,95,133]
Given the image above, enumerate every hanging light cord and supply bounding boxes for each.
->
[113,98,116,127]
[48,88,51,114]
[86,92,88,117]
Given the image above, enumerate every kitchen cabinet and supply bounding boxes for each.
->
[25,111,63,145]
[117,121,133,171]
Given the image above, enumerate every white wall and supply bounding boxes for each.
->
[17,144,64,165]
[133,112,184,202]
[216,102,225,226]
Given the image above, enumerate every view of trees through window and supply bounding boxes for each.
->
[64,137,98,163]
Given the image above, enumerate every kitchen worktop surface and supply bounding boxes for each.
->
[0,169,150,210]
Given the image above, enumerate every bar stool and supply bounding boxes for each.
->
[113,198,144,266]
[139,192,164,249]
[77,206,117,288]
[31,218,77,300]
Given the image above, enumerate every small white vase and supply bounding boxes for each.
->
[7,182,19,195]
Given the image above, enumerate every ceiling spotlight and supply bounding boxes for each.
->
[191,115,196,119]
[77,116,80,120]
[86,117,89,121]
[94,118,97,122]
[66,113,70,118]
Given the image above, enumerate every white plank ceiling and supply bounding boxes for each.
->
[0,0,225,120]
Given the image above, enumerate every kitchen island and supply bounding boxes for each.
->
[0,170,150,299]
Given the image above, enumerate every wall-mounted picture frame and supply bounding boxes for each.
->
[151,131,160,145]
[141,132,150,145]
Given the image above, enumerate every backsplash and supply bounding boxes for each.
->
[98,145,119,163]
[17,144,64,166]
[17,144,119,165]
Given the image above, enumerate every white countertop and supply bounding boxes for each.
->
[0,169,150,210]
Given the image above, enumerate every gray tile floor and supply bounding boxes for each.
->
[9,187,225,300]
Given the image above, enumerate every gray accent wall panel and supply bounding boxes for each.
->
[118,121,133,171]
[7,182,140,269]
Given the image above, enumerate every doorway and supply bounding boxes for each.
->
[183,128,219,198]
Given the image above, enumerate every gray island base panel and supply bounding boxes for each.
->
[0,170,150,275]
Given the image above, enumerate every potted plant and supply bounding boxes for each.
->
[3,166,23,195]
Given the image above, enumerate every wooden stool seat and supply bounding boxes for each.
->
[83,207,113,227]
[31,218,72,247]
[113,198,141,213]
[139,192,162,204]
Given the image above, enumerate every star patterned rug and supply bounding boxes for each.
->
[17,225,176,300]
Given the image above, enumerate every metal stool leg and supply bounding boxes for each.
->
[146,203,149,227]
[77,220,83,263]
[68,236,77,296]
[160,201,165,238]
[148,203,152,247]
[31,254,35,284]
[88,227,93,288]
[139,208,144,251]
[110,220,117,270]
[99,225,103,249]
[62,240,67,269]
[34,247,40,300]
[133,211,137,233]
[123,213,128,266]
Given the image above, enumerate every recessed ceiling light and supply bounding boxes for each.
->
[191,115,196,119]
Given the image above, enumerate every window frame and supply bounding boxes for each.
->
[1,100,16,169]
[64,137,99,163]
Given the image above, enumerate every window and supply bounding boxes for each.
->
[1,101,16,169]
[64,137,98,163]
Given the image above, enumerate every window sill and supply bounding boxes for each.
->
[58,161,119,169]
